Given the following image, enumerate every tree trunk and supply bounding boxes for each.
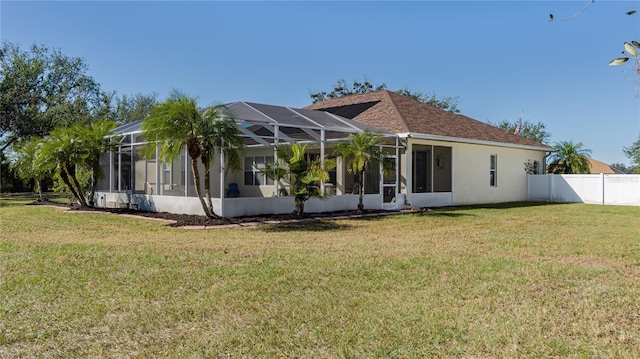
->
[295,198,304,216]
[36,179,44,201]
[191,157,213,218]
[202,160,219,218]
[358,170,365,212]
[59,167,83,206]
[88,165,99,207]
[66,163,87,207]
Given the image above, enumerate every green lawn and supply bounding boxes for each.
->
[1,196,639,358]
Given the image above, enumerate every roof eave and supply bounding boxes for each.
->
[398,132,556,152]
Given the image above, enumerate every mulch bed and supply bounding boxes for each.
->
[27,199,404,227]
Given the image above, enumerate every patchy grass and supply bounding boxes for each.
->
[1,196,639,358]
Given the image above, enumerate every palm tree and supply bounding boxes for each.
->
[25,120,115,206]
[548,140,592,174]
[199,105,244,213]
[11,137,49,201]
[37,126,89,206]
[74,119,117,206]
[333,131,388,212]
[263,142,334,216]
[141,91,243,218]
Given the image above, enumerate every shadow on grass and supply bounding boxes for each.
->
[411,211,474,218]
[436,201,564,211]
[465,201,562,209]
[0,194,43,208]
[360,202,565,219]
[406,201,566,217]
[1,193,72,208]
[259,219,352,233]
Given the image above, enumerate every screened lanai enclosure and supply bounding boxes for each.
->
[95,102,404,217]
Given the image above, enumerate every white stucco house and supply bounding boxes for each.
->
[95,90,554,217]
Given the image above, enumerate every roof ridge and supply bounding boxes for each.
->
[380,90,410,133]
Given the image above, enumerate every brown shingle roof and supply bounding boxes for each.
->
[588,158,625,174]
[305,90,554,150]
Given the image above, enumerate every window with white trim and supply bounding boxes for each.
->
[490,154,497,187]
[244,156,274,186]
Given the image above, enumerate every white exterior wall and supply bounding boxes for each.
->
[452,142,545,205]
[222,196,293,217]
[95,191,392,217]
[95,191,209,216]
[403,138,547,207]
[306,194,384,213]
[221,194,385,217]
[410,192,453,208]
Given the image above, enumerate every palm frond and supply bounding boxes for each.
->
[549,140,592,174]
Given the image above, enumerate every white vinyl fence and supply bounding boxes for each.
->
[527,174,640,206]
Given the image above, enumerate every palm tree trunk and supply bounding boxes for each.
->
[88,165,99,207]
[358,170,365,212]
[292,175,302,215]
[295,197,304,216]
[59,166,83,206]
[36,179,44,201]
[66,163,88,207]
[202,159,220,219]
[191,157,213,218]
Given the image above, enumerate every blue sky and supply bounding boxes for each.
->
[2,1,639,165]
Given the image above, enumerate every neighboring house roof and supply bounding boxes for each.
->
[305,90,555,151]
[588,158,625,174]
[546,158,625,174]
